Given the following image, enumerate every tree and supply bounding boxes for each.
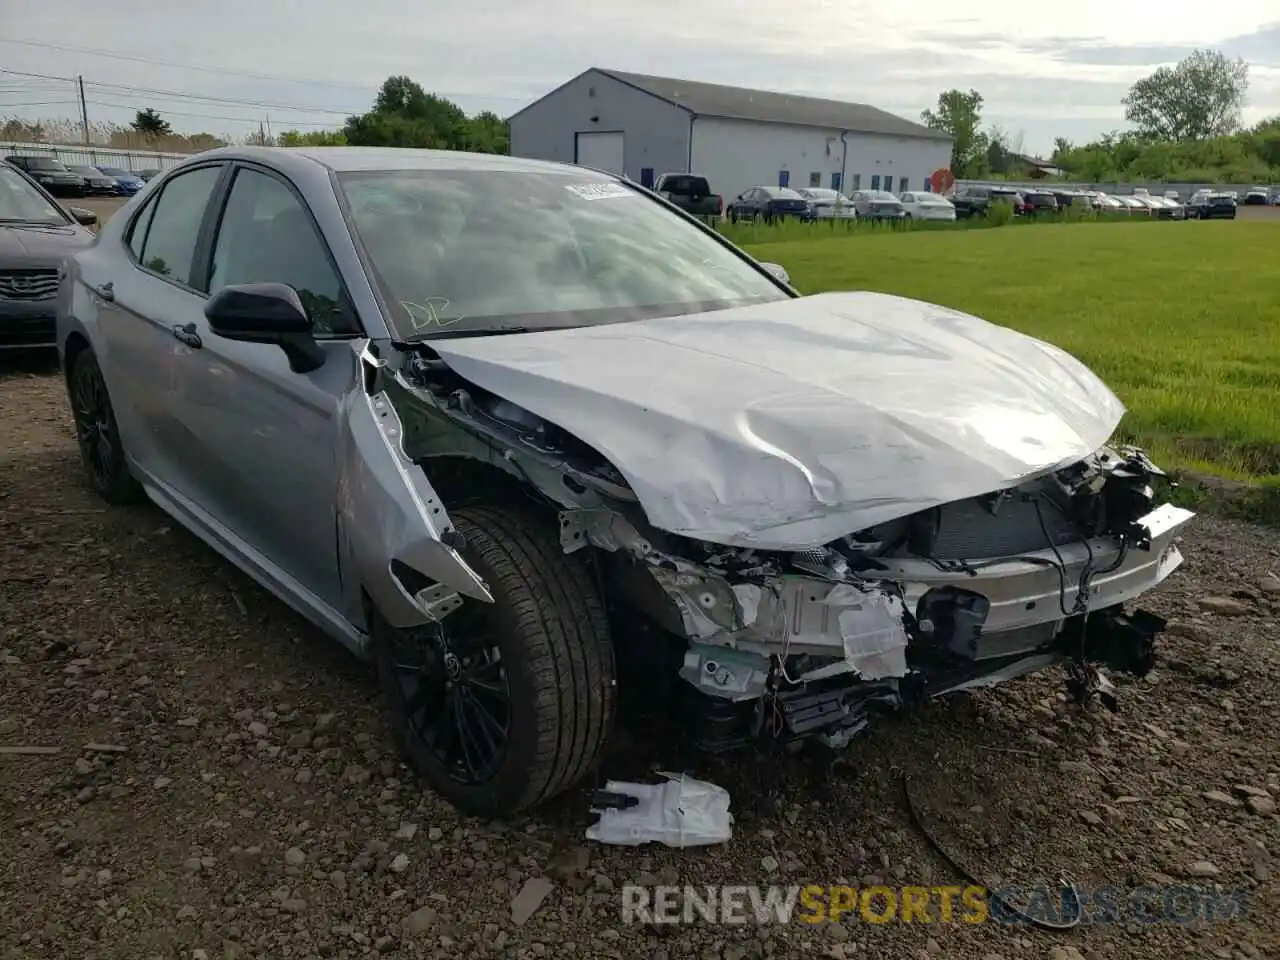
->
[345,76,471,149]
[277,129,349,147]
[1122,49,1249,142]
[132,108,171,137]
[921,89,989,178]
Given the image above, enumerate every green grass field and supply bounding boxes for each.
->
[740,221,1280,491]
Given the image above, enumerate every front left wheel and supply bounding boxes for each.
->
[374,505,617,816]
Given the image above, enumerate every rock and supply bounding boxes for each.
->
[1197,597,1250,616]
[182,858,203,873]
[925,939,941,954]
[281,898,306,913]
[153,776,173,790]
[286,730,312,749]
[427,827,443,841]
[247,721,268,737]
[511,877,554,926]
[761,855,780,874]
[1234,785,1271,799]
[1186,861,1221,878]
[284,847,306,867]
[1245,796,1276,816]
[1201,790,1242,808]
[1259,575,1280,595]
[314,713,336,732]
[389,852,410,873]
[1078,810,1103,826]
[394,822,418,841]
[0,718,18,735]
[403,904,438,934]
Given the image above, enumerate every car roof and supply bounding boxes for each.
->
[169,145,607,178]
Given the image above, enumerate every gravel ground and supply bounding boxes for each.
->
[1,359,1278,960]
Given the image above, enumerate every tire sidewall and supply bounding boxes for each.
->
[70,350,138,504]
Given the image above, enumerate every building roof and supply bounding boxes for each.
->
[596,69,951,142]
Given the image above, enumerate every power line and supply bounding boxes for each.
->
[86,98,341,129]
[85,80,363,116]
[0,36,531,103]
[0,99,81,108]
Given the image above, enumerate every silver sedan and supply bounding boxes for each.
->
[56,146,1193,815]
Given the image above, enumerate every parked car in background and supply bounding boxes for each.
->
[850,189,906,221]
[950,185,1025,218]
[1242,187,1269,206]
[1115,195,1152,215]
[0,163,97,350]
[1090,192,1125,212]
[897,190,955,221]
[651,173,722,219]
[66,165,121,197]
[54,145,1191,816]
[1146,196,1185,220]
[1020,190,1059,216]
[1192,192,1237,219]
[3,156,88,197]
[725,186,810,223]
[136,168,162,181]
[1162,190,1182,201]
[796,187,857,220]
[94,166,147,196]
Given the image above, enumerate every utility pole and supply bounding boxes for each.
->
[77,75,89,144]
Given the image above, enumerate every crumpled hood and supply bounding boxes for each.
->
[430,291,1126,549]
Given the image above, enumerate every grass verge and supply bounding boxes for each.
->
[741,220,1280,519]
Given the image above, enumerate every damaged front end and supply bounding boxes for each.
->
[384,344,1194,757]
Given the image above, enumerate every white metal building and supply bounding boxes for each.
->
[508,68,954,203]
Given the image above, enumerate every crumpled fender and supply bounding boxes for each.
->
[337,345,492,631]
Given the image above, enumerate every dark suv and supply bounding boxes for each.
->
[951,186,1027,218]
[1021,190,1060,215]
[4,156,87,197]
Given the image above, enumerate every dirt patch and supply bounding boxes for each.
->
[2,358,1278,959]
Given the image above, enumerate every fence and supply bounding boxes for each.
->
[0,140,194,174]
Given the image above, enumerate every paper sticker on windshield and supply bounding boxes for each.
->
[564,182,633,201]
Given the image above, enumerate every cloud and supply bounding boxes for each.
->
[0,3,1277,154]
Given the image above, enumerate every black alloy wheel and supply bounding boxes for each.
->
[69,350,143,504]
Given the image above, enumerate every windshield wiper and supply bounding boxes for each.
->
[414,325,537,340]
[1,218,68,227]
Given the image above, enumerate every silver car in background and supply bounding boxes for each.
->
[55,147,1192,816]
[797,187,857,220]
[850,189,906,221]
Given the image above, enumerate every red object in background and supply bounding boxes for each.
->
[931,168,956,194]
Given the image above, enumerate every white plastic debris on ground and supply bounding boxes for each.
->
[586,772,734,848]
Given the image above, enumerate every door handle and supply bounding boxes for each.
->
[171,323,203,349]
[93,281,114,302]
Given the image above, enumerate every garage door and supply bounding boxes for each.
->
[575,131,625,175]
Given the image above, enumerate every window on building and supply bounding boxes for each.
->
[871,175,880,190]
[778,170,790,188]
[809,171,821,187]
[640,167,654,188]
[851,174,861,190]
[830,172,842,191]
[883,175,893,192]
[899,178,909,193]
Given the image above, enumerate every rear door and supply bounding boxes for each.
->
[86,162,227,489]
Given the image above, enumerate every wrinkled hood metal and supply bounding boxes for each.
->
[430,291,1126,549]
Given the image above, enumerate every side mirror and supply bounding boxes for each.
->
[68,206,97,226]
[205,282,325,374]
[760,262,790,285]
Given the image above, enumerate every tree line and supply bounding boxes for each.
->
[920,49,1278,184]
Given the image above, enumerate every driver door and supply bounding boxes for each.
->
[169,163,365,612]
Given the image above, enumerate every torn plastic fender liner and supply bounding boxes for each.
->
[338,348,492,633]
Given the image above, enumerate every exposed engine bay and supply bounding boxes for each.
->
[376,336,1193,756]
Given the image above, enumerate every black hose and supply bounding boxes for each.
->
[897,769,1084,931]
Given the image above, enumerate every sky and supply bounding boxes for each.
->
[1,2,1278,155]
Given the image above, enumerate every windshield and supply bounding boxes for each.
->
[69,166,101,177]
[658,175,710,196]
[865,191,899,201]
[96,167,129,177]
[338,169,789,340]
[0,166,70,224]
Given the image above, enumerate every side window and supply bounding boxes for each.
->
[208,167,357,336]
[851,174,861,191]
[127,197,158,261]
[136,166,222,285]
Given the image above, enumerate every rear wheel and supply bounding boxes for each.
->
[374,505,616,816]
[68,349,144,505]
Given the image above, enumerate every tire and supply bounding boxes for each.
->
[374,505,616,816]
[68,349,144,505]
